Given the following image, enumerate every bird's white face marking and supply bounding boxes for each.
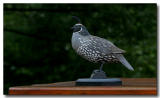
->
[73,27,82,33]
[76,27,82,33]
[75,23,83,26]
[72,24,83,33]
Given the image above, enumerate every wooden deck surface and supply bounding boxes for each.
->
[9,78,157,95]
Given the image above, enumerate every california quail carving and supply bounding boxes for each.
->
[71,16,134,72]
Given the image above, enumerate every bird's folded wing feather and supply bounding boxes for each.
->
[88,36,126,54]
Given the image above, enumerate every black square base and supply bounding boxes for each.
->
[76,78,122,86]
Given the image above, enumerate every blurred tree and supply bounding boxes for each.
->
[4,4,157,94]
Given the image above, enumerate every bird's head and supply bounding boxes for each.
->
[71,16,90,36]
[71,23,83,32]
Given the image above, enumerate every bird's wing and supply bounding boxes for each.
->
[88,35,126,55]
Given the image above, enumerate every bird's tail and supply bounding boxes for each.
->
[116,54,134,71]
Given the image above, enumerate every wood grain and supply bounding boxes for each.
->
[9,78,157,95]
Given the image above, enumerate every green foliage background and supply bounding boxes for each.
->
[4,4,157,94]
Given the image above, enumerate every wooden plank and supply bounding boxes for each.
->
[30,78,156,87]
[9,87,156,95]
[121,78,156,87]
[9,78,157,95]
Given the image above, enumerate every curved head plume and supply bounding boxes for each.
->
[71,16,90,35]
[72,16,81,23]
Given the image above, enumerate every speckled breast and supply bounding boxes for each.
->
[76,39,119,63]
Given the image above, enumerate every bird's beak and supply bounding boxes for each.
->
[71,26,74,29]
